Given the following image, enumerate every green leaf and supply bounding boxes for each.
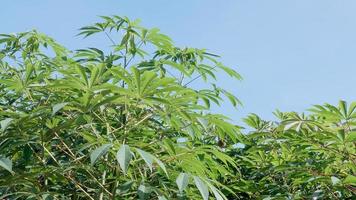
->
[331,176,341,185]
[208,184,225,200]
[90,144,112,166]
[347,101,356,116]
[216,62,242,80]
[176,173,189,193]
[138,184,151,200]
[52,102,68,116]
[158,196,167,200]
[1,118,13,132]
[117,181,134,194]
[343,175,356,186]
[136,149,154,171]
[0,156,13,173]
[116,145,132,174]
[346,131,356,142]
[193,176,209,200]
[154,157,169,177]
[339,100,347,117]
[135,148,168,176]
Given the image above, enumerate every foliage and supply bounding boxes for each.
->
[229,101,356,199]
[0,16,241,199]
[0,15,355,200]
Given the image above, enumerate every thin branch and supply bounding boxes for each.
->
[183,66,217,87]
[66,176,95,200]
[104,31,117,46]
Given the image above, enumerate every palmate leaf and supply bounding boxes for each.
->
[7,14,356,200]
[0,14,241,199]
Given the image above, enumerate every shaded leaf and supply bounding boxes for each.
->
[90,143,112,166]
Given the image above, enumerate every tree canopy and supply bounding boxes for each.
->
[0,15,355,199]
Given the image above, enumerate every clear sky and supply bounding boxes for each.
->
[1,0,355,122]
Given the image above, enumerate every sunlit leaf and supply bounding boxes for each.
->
[116,145,132,174]
[0,156,12,173]
[176,173,189,192]
[52,102,68,116]
[193,176,209,200]
[0,118,13,132]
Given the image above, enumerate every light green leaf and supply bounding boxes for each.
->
[135,148,168,176]
[52,103,68,116]
[331,176,341,185]
[283,121,299,131]
[193,176,209,200]
[346,131,356,142]
[0,156,13,173]
[158,196,167,200]
[90,143,112,166]
[197,117,209,130]
[339,100,347,117]
[1,118,13,132]
[208,184,225,200]
[176,173,189,192]
[343,175,356,186]
[136,149,154,171]
[116,145,132,174]
[154,157,168,177]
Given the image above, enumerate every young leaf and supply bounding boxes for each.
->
[116,144,132,174]
[90,143,112,166]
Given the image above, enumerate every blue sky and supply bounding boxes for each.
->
[1,0,355,121]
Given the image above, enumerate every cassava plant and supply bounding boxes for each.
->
[228,101,356,199]
[1,15,355,200]
[0,16,242,199]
